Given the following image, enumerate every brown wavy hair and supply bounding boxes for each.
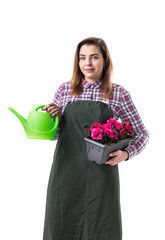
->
[70,37,113,99]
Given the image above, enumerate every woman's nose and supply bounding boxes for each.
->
[86,58,92,65]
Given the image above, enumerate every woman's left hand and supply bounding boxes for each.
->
[105,150,129,166]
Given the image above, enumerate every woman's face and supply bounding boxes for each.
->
[79,44,104,84]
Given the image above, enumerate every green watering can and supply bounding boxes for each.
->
[8,105,59,140]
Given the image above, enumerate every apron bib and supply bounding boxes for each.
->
[43,101,122,240]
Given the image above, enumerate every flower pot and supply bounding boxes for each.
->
[84,137,132,164]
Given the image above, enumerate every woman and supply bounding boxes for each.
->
[42,37,149,240]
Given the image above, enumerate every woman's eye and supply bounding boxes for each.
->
[80,57,85,60]
[92,56,98,59]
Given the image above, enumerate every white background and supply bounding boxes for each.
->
[0,0,165,239]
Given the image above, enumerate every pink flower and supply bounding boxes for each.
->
[109,130,116,138]
[125,122,133,131]
[92,123,102,128]
[120,129,125,136]
[102,124,119,140]
[91,128,103,140]
[89,122,102,131]
[102,123,110,133]
[102,124,113,136]
[114,122,122,130]
[106,118,114,125]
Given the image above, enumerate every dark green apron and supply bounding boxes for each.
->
[43,101,122,240]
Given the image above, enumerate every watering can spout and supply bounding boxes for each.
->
[8,107,29,134]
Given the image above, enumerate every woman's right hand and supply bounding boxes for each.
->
[42,103,62,120]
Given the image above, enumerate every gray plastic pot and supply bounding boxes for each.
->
[84,137,132,164]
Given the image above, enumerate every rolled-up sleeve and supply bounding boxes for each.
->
[117,89,149,159]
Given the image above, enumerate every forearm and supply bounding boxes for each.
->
[117,89,150,160]
[125,130,149,159]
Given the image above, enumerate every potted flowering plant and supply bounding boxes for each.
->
[84,118,134,164]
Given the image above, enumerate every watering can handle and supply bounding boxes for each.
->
[35,105,59,123]
[35,105,47,111]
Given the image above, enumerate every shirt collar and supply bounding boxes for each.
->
[82,78,102,89]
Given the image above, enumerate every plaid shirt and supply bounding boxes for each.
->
[53,78,149,160]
